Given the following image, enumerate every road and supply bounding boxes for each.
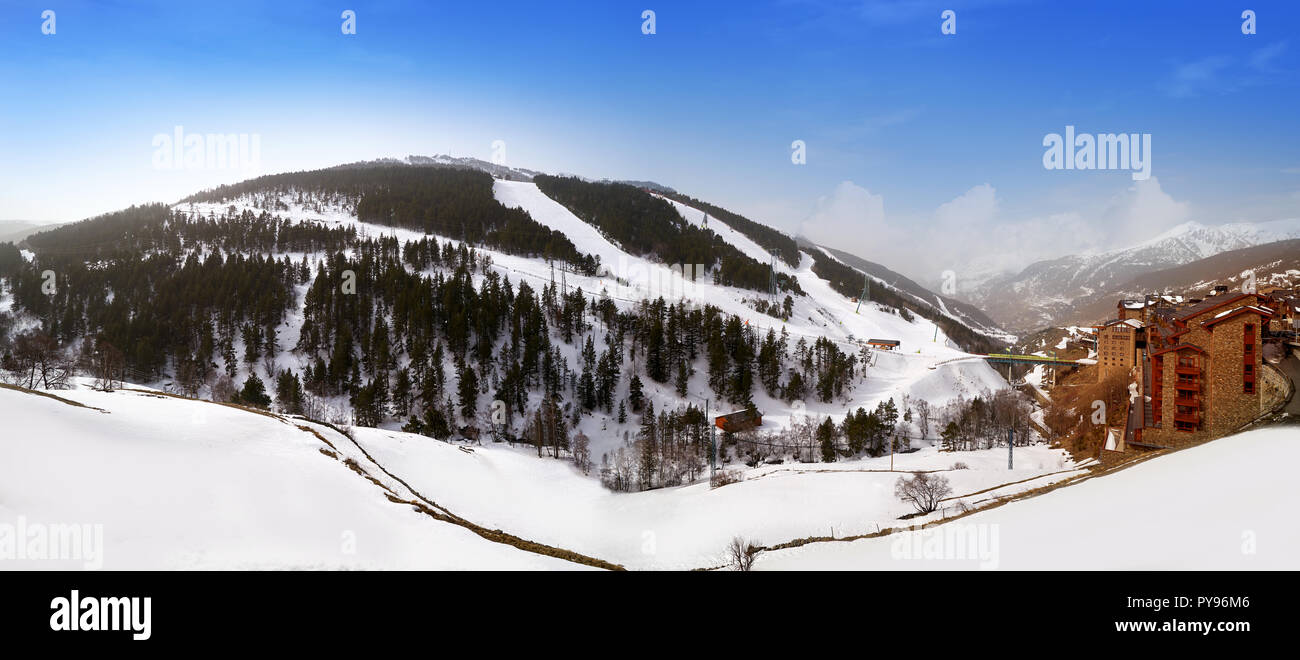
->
[1277,351,1300,416]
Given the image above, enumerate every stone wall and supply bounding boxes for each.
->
[1261,362,1290,413]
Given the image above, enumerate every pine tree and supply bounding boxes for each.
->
[235,373,272,408]
[392,368,412,418]
[456,357,478,421]
[639,400,657,489]
[628,374,645,413]
[818,417,837,463]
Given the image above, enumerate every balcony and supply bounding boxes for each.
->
[1175,365,1200,376]
[1174,412,1200,424]
[1174,381,1200,392]
[1174,397,1200,408]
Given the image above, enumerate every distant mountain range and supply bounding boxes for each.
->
[1068,238,1300,324]
[958,219,1300,332]
[0,220,64,245]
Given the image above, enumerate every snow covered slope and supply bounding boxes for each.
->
[491,180,1011,411]
[350,425,1080,570]
[0,384,590,570]
[756,426,1300,570]
[0,380,1086,570]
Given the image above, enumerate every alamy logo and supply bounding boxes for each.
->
[1042,126,1150,181]
[890,523,1000,569]
[50,590,151,641]
[598,256,706,300]
[0,516,103,569]
[152,125,261,172]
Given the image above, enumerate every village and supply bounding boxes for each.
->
[1080,283,1299,460]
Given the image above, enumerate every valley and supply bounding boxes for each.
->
[2,158,1297,571]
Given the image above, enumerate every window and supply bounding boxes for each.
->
[1244,323,1256,393]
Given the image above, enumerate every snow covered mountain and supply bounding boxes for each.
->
[0,160,1057,570]
[7,162,1015,470]
[335,154,678,193]
[5,160,1294,571]
[962,219,1300,332]
[1069,238,1300,325]
[810,243,1013,345]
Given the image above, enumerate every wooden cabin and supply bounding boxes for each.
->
[866,339,900,350]
[715,407,762,433]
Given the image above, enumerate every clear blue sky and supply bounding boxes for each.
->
[1,0,1296,280]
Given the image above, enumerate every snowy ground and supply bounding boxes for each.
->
[755,426,1300,570]
[6,376,1290,571]
[0,380,1080,570]
[349,424,1080,570]
[0,383,586,570]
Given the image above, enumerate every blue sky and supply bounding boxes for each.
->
[1,0,1296,281]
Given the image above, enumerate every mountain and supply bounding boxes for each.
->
[2,160,1024,501]
[813,244,1012,345]
[333,155,678,194]
[0,220,62,245]
[962,219,1300,332]
[1069,238,1300,324]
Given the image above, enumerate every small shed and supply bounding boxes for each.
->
[715,407,762,433]
[866,339,900,350]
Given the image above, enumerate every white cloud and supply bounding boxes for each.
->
[800,180,887,241]
[797,177,1194,290]
[1098,176,1190,241]
[1163,55,1235,98]
[934,183,997,229]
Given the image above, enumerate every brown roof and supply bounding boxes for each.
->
[1174,293,1257,322]
[1200,305,1273,329]
[1153,342,1207,357]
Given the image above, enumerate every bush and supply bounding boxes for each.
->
[710,468,744,488]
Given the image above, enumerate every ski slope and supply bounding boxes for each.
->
[493,181,1008,405]
[755,426,1300,570]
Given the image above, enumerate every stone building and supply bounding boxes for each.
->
[1135,293,1274,448]
[1094,318,1143,382]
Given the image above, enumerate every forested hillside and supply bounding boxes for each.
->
[533,175,801,295]
[802,244,1001,353]
[182,166,599,274]
[656,191,802,268]
[1,201,863,484]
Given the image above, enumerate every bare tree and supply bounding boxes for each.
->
[727,536,757,571]
[9,331,71,389]
[915,399,932,443]
[175,358,205,398]
[572,429,591,475]
[82,338,125,391]
[894,472,953,514]
[210,374,237,403]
